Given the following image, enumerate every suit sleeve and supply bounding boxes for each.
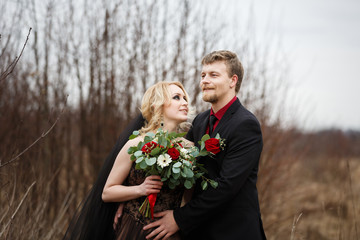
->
[173,117,263,234]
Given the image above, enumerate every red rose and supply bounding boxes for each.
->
[205,138,221,154]
[167,147,180,160]
[141,141,158,154]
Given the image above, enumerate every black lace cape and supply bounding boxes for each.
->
[63,114,145,240]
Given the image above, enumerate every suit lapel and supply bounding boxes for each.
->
[211,99,241,137]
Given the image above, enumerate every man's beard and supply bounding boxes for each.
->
[202,93,218,103]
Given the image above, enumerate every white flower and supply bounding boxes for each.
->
[180,148,188,154]
[180,148,192,159]
[157,154,172,168]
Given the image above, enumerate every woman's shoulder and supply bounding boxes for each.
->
[125,136,144,148]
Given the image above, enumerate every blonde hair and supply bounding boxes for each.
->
[140,81,192,133]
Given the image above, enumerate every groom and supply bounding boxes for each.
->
[144,50,267,240]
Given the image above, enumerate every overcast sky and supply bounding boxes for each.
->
[231,0,360,131]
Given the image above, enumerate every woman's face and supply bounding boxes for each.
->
[163,84,188,125]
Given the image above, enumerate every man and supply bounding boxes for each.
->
[144,50,267,240]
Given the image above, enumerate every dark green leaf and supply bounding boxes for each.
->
[201,181,208,190]
[201,134,210,142]
[210,180,218,188]
[150,147,160,156]
[184,180,193,189]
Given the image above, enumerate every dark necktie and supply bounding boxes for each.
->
[209,115,217,135]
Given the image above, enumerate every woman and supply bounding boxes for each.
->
[64,81,192,240]
[102,81,191,239]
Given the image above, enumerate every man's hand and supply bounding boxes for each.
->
[113,203,124,230]
[143,210,179,240]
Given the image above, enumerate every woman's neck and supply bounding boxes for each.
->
[162,122,177,132]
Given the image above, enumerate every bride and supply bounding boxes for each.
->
[63,81,192,240]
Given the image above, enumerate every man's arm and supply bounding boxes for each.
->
[144,117,262,238]
[174,117,263,234]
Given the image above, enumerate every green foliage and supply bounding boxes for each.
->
[128,129,220,191]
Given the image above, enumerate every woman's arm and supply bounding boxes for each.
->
[102,138,163,202]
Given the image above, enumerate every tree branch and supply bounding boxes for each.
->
[0,27,32,83]
[0,181,36,238]
[0,96,68,168]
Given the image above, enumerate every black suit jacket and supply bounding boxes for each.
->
[174,99,266,240]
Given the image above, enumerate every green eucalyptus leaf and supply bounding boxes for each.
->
[172,167,180,174]
[195,173,203,178]
[201,181,208,190]
[210,180,219,188]
[146,157,156,166]
[173,162,182,168]
[146,132,155,138]
[135,157,144,163]
[159,136,167,148]
[173,172,180,179]
[134,151,143,157]
[129,131,139,139]
[182,160,191,167]
[166,167,171,178]
[184,180,193,189]
[144,135,152,143]
[140,160,148,169]
[184,167,194,178]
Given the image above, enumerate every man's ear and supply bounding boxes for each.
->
[230,74,238,89]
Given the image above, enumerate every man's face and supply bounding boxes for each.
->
[200,61,233,104]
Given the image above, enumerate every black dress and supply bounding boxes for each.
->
[115,163,184,240]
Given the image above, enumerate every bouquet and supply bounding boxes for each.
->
[127,129,225,218]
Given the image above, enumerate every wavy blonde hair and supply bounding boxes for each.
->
[140,81,192,133]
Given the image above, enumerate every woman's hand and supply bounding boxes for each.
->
[138,175,163,196]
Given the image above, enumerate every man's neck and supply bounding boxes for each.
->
[211,94,236,113]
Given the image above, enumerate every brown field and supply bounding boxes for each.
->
[1,1,359,239]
